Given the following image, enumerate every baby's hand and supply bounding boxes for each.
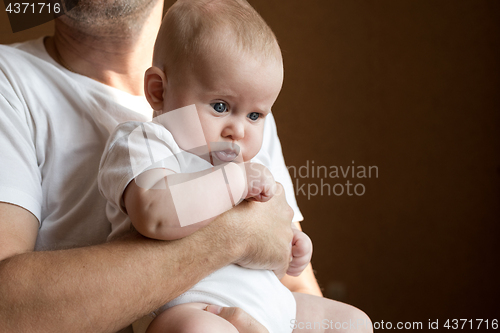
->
[286,227,313,277]
[244,163,276,202]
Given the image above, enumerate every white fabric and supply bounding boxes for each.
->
[99,121,296,333]
[0,37,152,252]
[163,265,296,333]
[0,37,302,333]
[99,121,215,239]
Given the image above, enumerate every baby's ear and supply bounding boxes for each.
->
[144,66,167,111]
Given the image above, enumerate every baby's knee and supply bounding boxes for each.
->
[146,303,239,333]
[341,305,373,333]
[174,315,238,333]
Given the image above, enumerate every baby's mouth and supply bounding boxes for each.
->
[213,150,238,162]
[210,142,241,163]
[210,142,240,165]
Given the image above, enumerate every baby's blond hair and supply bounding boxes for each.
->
[153,0,281,73]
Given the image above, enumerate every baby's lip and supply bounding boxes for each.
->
[210,142,241,163]
[213,149,238,162]
[210,142,240,163]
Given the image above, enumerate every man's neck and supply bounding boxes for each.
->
[45,0,163,96]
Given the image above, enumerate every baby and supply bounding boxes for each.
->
[99,0,370,332]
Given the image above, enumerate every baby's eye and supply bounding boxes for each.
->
[247,112,260,121]
[211,102,228,113]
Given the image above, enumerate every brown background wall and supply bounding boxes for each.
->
[2,0,499,327]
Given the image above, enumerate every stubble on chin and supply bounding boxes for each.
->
[59,0,158,36]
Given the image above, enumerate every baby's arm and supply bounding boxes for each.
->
[124,162,247,240]
[287,223,313,277]
[281,222,323,296]
[124,162,275,241]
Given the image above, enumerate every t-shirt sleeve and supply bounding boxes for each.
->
[256,114,304,223]
[0,68,42,223]
[98,121,181,214]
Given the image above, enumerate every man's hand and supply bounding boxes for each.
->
[212,182,294,279]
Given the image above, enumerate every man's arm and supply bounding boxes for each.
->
[0,185,293,333]
[0,203,38,261]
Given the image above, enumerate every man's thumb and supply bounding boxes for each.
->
[205,304,223,315]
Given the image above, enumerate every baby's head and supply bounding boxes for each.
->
[145,0,283,162]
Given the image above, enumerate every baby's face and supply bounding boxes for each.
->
[163,49,283,163]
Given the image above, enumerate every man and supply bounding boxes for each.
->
[0,0,370,332]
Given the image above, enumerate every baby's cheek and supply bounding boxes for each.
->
[245,136,264,161]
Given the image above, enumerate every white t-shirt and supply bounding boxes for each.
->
[0,36,302,249]
[0,37,152,250]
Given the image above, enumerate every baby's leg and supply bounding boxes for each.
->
[146,303,239,333]
[293,293,373,333]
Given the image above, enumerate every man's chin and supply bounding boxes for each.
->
[60,0,157,30]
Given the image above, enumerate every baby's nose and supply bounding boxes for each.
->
[223,122,245,140]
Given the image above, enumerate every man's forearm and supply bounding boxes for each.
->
[0,228,236,333]
[0,183,293,332]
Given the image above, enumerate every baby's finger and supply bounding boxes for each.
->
[286,253,310,276]
[286,262,307,277]
[291,235,313,259]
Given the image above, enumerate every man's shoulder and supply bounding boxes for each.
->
[0,38,56,92]
[0,46,30,77]
[0,38,46,66]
